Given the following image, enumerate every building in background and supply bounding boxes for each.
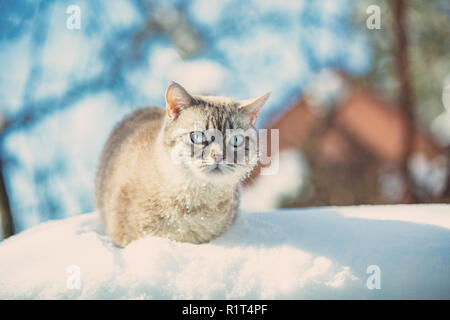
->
[243,70,449,209]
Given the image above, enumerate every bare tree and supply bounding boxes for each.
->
[0,145,14,238]
[0,1,202,240]
[390,0,416,203]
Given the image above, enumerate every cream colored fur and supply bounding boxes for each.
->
[94,84,268,247]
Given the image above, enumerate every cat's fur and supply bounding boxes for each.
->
[95,82,269,247]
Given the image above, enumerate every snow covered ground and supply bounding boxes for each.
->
[0,204,449,299]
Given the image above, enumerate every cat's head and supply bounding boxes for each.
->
[161,82,270,184]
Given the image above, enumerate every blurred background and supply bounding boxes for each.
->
[0,0,449,240]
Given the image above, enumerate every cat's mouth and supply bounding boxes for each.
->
[206,164,224,175]
[210,166,223,174]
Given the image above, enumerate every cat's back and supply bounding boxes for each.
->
[95,107,165,209]
[99,107,164,163]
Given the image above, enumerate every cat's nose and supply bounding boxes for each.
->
[213,153,223,163]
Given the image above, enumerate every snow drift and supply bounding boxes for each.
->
[0,204,449,299]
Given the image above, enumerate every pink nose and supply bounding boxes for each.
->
[213,154,223,163]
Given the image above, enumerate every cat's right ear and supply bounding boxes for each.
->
[165,82,194,120]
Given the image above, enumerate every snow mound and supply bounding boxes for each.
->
[0,205,449,299]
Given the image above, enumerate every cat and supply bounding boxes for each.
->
[94,82,270,247]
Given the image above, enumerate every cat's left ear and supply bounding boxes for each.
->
[165,81,195,120]
[239,92,270,125]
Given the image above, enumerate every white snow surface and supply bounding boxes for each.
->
[0,204,449,299]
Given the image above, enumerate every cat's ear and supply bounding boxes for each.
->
[165,81,194,120]
[239,92,270,125]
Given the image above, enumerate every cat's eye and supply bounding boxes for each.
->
[190,131,207,145]
[230,134,244,148]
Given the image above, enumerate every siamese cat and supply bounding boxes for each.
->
[95,82,269,247]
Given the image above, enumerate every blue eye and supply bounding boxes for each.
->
[230,134,244,147]
[190,131,206,145]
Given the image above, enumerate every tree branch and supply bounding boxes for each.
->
[390,0,417,203]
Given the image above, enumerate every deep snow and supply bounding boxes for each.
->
[0,204,449,299]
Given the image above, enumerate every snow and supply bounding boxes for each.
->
[432,111,450,147]
[409,154,449,197]
[431,74,450,146]
[241,149,308,211]
[0,35,31,113]
[0,204,449,299]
